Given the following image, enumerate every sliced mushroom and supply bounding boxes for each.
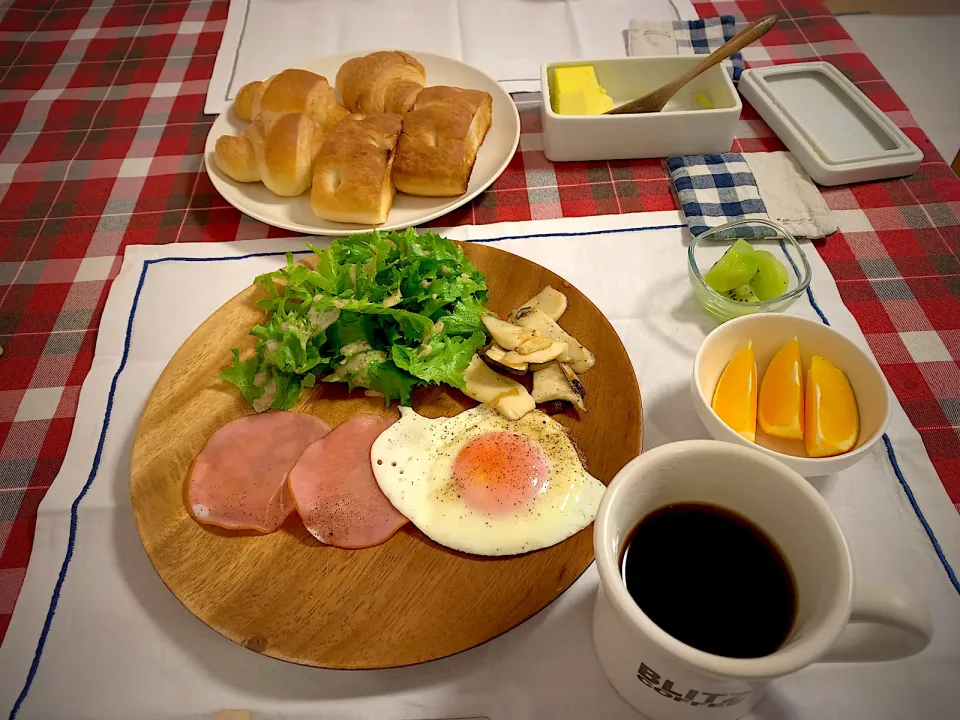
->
[509,285,568,322]
[485,345,528,375]
[533,362,586,412]
[481,315,526,350]
[515,332,553,354]
[513,308,596,374]
[463,354,535,420]
[502,340,568,365]
[559,362,587,397]
[527,361,554,373]
[495,389,537,421]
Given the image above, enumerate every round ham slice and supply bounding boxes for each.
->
[288,415,408,548]
[187,412,331,532]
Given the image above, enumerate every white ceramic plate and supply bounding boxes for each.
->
[204,51,521,236]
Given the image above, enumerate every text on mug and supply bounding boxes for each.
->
[637,663,750,708]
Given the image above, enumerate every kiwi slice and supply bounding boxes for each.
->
[750,250,790,300]
[725,283,761,303]
[703,239,758,293]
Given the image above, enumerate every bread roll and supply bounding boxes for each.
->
[214,112,326,197]
[335,51,425,115]
[233,69,350,135]
[392,86,493,197]
[311,113,403,225]
[233,80,261,121]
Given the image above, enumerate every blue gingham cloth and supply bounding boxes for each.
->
[667,153,769,237]
[628,16,744,83]
[676,16,744,83]
[667,152,838,239]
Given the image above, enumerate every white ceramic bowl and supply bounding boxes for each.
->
[691,314,892,477]
[540,56,741,162]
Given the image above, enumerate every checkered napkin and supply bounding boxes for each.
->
[667,152,838,239]
[628,16,744,83]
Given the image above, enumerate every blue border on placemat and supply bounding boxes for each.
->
[777,242,960,597]
[9,224,957,717]
[6,248,304,719]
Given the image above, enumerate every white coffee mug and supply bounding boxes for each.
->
[592,440,932,720]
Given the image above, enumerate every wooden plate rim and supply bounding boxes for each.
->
[129,241,642,668]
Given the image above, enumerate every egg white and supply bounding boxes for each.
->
[371,405,606,556]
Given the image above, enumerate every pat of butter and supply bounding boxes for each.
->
[550,65,614,115]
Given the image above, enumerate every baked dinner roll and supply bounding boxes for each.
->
[233,69,350,136]
[214,111,326,197]
[335,51,425,115]
[311,113,403,225]
[233,80,261,121]
[392,86,493,197]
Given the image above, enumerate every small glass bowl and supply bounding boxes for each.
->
[688,219,812,323]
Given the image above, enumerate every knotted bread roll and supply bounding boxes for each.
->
[335,51,426,115]
[214,111,326,197]
[233,69,350,136]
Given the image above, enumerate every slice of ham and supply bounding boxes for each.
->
[288,415,408,549]
[188,412,331,532]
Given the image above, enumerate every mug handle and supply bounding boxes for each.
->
[821,582,932,663]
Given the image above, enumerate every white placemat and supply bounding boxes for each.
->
[204,0,698,113]
[2,211,959,719]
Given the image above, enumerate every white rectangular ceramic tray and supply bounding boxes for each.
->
[739,61,922,186]
[540,56,741,162]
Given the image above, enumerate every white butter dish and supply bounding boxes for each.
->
[739,62,921,186]
[540,56,741,162]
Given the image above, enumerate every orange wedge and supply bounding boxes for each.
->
[805,356,859,457]
[758,337,804,439]
[712,341,758,442]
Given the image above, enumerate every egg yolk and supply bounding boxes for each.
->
[452,431,549,515]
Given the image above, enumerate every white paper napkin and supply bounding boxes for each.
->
[205,0,698,113]
[2,211,959,720]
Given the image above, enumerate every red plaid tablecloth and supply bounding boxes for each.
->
[1,0,958,644]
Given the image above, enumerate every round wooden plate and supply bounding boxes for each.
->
[130,242,642,669]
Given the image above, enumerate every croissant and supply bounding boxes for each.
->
[393,86,493,197]
[335,51,425,115]
[214,111,326,197]
[311,113,403,225]
[233,69,351,136]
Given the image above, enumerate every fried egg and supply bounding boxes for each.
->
[371,404,606,556]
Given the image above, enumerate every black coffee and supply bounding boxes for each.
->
[621,502,796,659]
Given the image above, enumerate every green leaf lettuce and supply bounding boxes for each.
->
[219,230,490,411]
